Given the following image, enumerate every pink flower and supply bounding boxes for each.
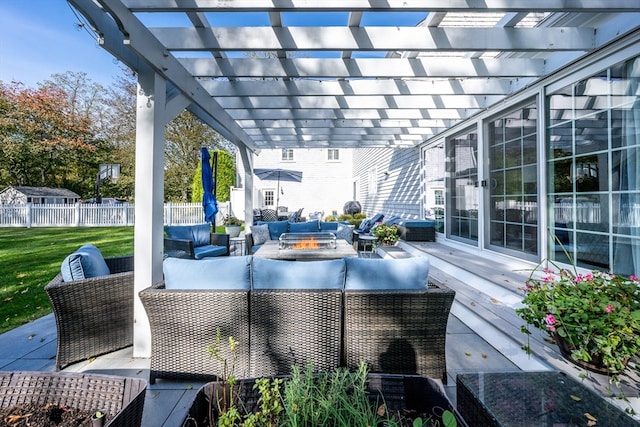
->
[631,275,638,281]
[574,274,584,283]
[584,273,594,281]
[606,304,613,313]
[545,314,557,332]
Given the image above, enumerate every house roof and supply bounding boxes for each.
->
[2,186,81,199]
[68,1,640,152]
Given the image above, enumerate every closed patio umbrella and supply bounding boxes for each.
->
[253,168,303,208]
[201,147,218,225]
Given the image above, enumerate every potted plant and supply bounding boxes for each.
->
[516,259,640,382]
[223,215,243,238]
[182,331,463,427]
[371,223,400,246]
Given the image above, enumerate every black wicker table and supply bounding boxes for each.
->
[456,371,638,427]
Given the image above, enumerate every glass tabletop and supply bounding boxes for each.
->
[456,371,637,427]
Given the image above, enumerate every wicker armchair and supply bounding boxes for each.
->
[45,255,134,370]
[250,289,343,377]
[343,278,455,383]
[164,232,230,259]
[139,282,250,383]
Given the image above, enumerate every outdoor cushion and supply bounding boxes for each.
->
[265,221,289,240]
[250,224,270,245]
[335,223,353,244]
[60,244,111,282]
[344,256,430,290]
[319,221,339,231]
[398,220,435,228]
[193,245,228,259]
[190,223,212,247]
[163,256,252,289]
[165,223,211,247]
[252,257,346,290]
[289,221,319,233]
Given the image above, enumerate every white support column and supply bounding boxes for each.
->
[133,71,167,358]
[238,146,255,225]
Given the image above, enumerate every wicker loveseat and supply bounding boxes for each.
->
[46,251,134,370]
[139,255,455,384]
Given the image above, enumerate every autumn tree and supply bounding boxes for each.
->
[0,81,103,193]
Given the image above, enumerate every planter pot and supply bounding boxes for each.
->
[181,374,467,427]
[553,334,628,375]
[0,372,146,427]
[225,225,241,238]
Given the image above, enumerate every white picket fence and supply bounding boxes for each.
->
[0,202,230,227]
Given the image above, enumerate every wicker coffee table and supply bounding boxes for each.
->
[456,371,638,427]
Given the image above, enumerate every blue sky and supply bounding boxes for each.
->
[0,0,123,88]
[0,2,428,88]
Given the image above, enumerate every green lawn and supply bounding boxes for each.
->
[0,227,134,334]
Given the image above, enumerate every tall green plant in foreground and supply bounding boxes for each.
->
[0,227,134,334]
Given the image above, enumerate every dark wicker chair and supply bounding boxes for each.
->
[250,289,343,377]
[343,278,455,383]
[164,232,230,259]
[139,282,250,383]
[45,255,134,370]
[0,371,146,427]
[260,208,278,222]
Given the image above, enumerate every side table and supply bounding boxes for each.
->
[358,234,377,252]
[456,371,638,427]
[230,236,246,256]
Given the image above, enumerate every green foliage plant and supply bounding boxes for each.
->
[371,223,400,246]
[323,215,337,222]
[516,258,640,385]
[223,216,244,226]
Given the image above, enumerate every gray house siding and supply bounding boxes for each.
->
[353,147,422,219]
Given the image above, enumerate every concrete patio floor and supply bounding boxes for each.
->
[1,241,638,425]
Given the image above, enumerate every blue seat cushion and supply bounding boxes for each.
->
[250,243,264,254]
[163,256,252,289]
[252,257,345,289]
[344,256,430,290]
[290,221,320,233]
[60,244,111,282]
[399,220,435,228]
[194,245,227,259]
[319,221,339,231]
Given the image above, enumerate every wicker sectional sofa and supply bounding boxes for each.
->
[139,255,455,384]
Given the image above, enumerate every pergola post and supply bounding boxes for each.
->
[133,71,167,358]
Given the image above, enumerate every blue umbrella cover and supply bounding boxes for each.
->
[201,147,218,223]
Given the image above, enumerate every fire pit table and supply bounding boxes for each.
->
[254,232,357,260]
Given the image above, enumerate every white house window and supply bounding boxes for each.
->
[264,190,275,207]
[434,189,444,206]
[327,149,340,161]
[281,149,294,161]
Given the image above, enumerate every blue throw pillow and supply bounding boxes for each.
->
[60,244,111,282]
[344,256,430,290]
[163,256,252,289]
[289,221,320,233]
[335,223,353,244]
[266,221,289,240]
[252,257,345,289]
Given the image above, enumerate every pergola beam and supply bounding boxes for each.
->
[151,27,595,52]
[124,0,640,13]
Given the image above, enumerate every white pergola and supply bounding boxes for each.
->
[67,0,640,356]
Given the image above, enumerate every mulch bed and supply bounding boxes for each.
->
[0,403,105,427]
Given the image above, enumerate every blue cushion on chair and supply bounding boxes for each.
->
[190,223,212,247]
[60,244,111,282]
[290,221,320,233]
[163,256,252,289]
[252,257,345,289]
[319,221,339,231]
[164,225,193,241]
[194,245,228,259]
[344,256,430,290]
[266,221,289,240]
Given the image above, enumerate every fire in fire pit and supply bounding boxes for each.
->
[278,232,337,250]
[292,236,320,249]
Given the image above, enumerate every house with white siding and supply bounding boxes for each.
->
[0,186,80,205]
